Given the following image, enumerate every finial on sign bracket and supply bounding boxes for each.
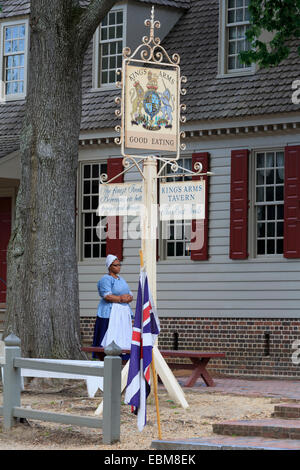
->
[144,6,161,46]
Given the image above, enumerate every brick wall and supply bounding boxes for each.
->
[80,316,300,378]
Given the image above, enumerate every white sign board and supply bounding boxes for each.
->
[160,180,205,220]
[124,63,179,153]
[98,182,143,216]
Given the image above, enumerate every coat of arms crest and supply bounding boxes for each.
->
[129,70,174,131]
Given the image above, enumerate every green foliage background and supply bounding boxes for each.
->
[241,0,300,67]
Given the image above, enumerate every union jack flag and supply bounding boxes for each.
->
[124,269,160,431]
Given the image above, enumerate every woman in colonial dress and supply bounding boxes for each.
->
[92,254,133,355]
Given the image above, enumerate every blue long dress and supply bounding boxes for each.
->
[92,274,133,358]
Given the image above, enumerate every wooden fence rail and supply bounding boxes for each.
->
[0,334,122,444]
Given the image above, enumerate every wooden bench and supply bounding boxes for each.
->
[82,347,225,388]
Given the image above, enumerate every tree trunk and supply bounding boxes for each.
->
[3,0,116,358]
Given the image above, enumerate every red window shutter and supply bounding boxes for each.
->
[230,149,249,259]
[191,153,210,261]
[106,158,124,261]
[284,145,300,258]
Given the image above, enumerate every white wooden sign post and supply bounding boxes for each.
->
[95,8,212,414]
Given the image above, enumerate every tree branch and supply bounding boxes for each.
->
[75,0,118,56]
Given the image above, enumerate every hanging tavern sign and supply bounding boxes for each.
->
[114,7,187,160]
[160,180,206,221]
[98,182,143,216]
[124,64,179,153]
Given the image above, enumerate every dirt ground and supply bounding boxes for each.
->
[0,376,284,451]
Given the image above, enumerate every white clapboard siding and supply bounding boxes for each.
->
[78,144,300,319]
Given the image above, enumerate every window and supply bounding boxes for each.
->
[0,20,29,100]
[81,162,107,260]
[253,151,284,256]
[93,7,125,88]
[219,0,253,76]
[161,158,192,259]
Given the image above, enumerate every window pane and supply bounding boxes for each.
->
[276,152,284,167]
[276,168,284,184]
[176,242,184,257]
[110,42,116,54]
[116,26,123,38]
[228,10,235,23]
[92,165,99,178]
[267,223,275,237]
[110,56,116,68]
[84,245,91,258]
[109,12,115,25]
[92,180,99,194]
[257,206,265,220]
[5,27,12,40]
[257,240,265,255]
[83,196,90,210]
[84,228,91,243]
[257,223,265,238]
[266,169,274,184]
[12,26,19,39]
[236,8,243,22]
[93,244,100,258]
[167,243,174,257]
[109,70,115,82]
[277,222,283,237]
[267,205,275,220]
[267,239,275,254]
[256,170,264,185]
[102,57,109,69]
[85,213,92,227]
[228,56,236,70]
[277,239,283,254]
[277,205,284,220]
[266,152,274,167]
[84,165,90,178]
[257,153,264,168]
[276,186,283,201]
[5,41,12,53]
[109,27,115,39]
[102,43,109,55]
[102,71,108,83]
[92,196,98,210]
[229,27,237,39]
[266,186,274,201]
[255,151,284,257]
[84,181,90,194]
[256,187,264,202]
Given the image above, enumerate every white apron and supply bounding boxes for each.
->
[101,303,133,350]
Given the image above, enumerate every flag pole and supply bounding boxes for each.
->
[139,249,162,440]
[151,350,162,440]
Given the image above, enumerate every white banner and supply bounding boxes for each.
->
[160,180,205,220]
[98,182,143,216]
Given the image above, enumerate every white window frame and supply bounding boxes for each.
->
[248,149,285,259]
[78,160,108,262]
[218,0,255,78]
[92,4,127,90]
[159,156,193,260]
[0,18,29,101]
